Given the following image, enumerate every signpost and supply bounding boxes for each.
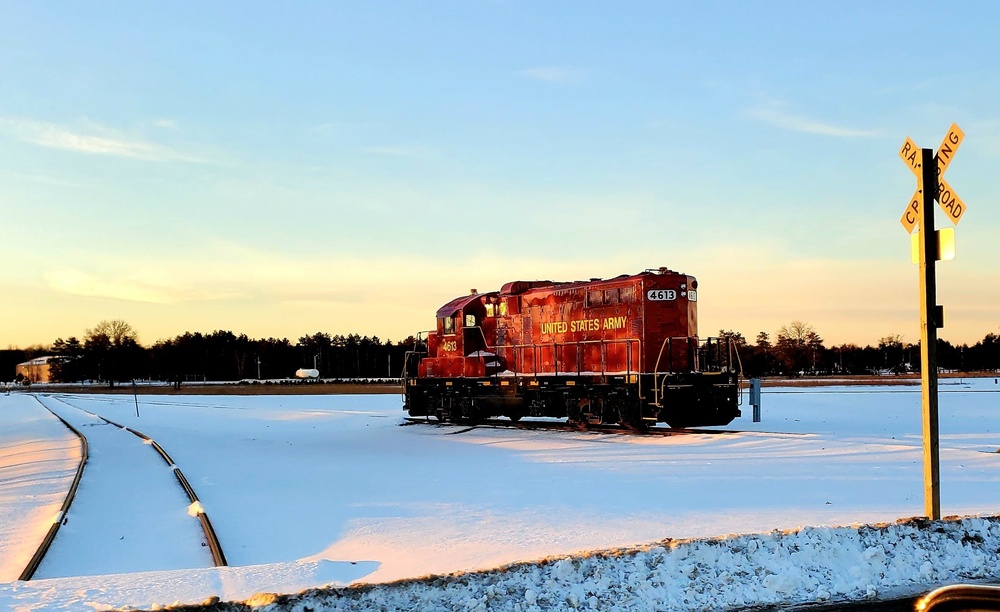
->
[897,123,965,521]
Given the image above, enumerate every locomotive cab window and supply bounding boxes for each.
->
[465,314,476,327]
[442,316,455,335]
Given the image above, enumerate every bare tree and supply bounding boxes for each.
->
[878,333,907,373]
[775,321,824,375]
[86,319,139,346]
[776,321,823,348]
[717,329,747,347]
[878,334,904,349]
[84,320,141,386]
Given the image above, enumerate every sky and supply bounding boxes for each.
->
[2,1,1000,350]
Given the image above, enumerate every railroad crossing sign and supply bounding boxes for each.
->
[897,123,968,523]
[899,123,966,232]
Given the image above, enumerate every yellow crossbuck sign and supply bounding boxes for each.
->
[898,124,966,522]
[899,124,966,232]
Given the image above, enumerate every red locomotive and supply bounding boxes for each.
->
[403,268,742,428]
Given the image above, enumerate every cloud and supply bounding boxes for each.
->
[40,238,601,314]
[362,145,432,158]
[520,66,583,83]
[0,117,202,162]
[41,240,452,309]
[313,121,351,132]
[45,269,241,304]
[151,118,180,130]
[747,103,882,138]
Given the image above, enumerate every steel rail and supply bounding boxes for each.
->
[17,396,90,581]
[85,411,228,567]
[30,396,227,570]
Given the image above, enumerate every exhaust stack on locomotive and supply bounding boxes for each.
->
[403,268,741,428]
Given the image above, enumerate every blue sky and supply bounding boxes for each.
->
[2,1,999,349]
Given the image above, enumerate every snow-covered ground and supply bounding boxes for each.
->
[0,394,79,581]
[1,378,998,610]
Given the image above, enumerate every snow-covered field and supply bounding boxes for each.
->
[1,379,999,610]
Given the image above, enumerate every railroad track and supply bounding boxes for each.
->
[19,395,226,580]
[403,416,800,437]
[17,396,89,581]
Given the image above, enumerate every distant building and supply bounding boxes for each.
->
[16,356,56,383]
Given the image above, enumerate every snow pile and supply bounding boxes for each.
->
[184,515,1000,611]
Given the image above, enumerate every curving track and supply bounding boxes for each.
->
[16,397,88,581]
[22,395,226,580]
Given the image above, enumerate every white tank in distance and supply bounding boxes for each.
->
[295,369,320,379]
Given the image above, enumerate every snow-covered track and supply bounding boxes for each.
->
[31,395,227,573]
[86,412,228,567]
[16,397,89,581]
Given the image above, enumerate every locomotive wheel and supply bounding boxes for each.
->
[503,399,524,423]
[433,395,452,423]
[454,398,481,424]
[614,400,647,431]
[434,404,449,423]
[567,398,595,426]
[626,415,650,432]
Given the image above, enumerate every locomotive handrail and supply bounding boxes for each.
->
[490,338,641,379]
[729,342,745,406]
[651,336,743,408]
[497,338,645,414]
[402,328,433,391]
[652,337,670,407]
[652,337,695,408]
[400,348,428,402]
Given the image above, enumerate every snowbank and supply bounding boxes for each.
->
[177,515,1000,611]
[5,386,1000,610]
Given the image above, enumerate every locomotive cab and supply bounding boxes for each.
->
[419,291,505,379]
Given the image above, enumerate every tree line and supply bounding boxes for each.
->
[4,319,1000,384]
[5,320,417,385]
[721,321,1000,377]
